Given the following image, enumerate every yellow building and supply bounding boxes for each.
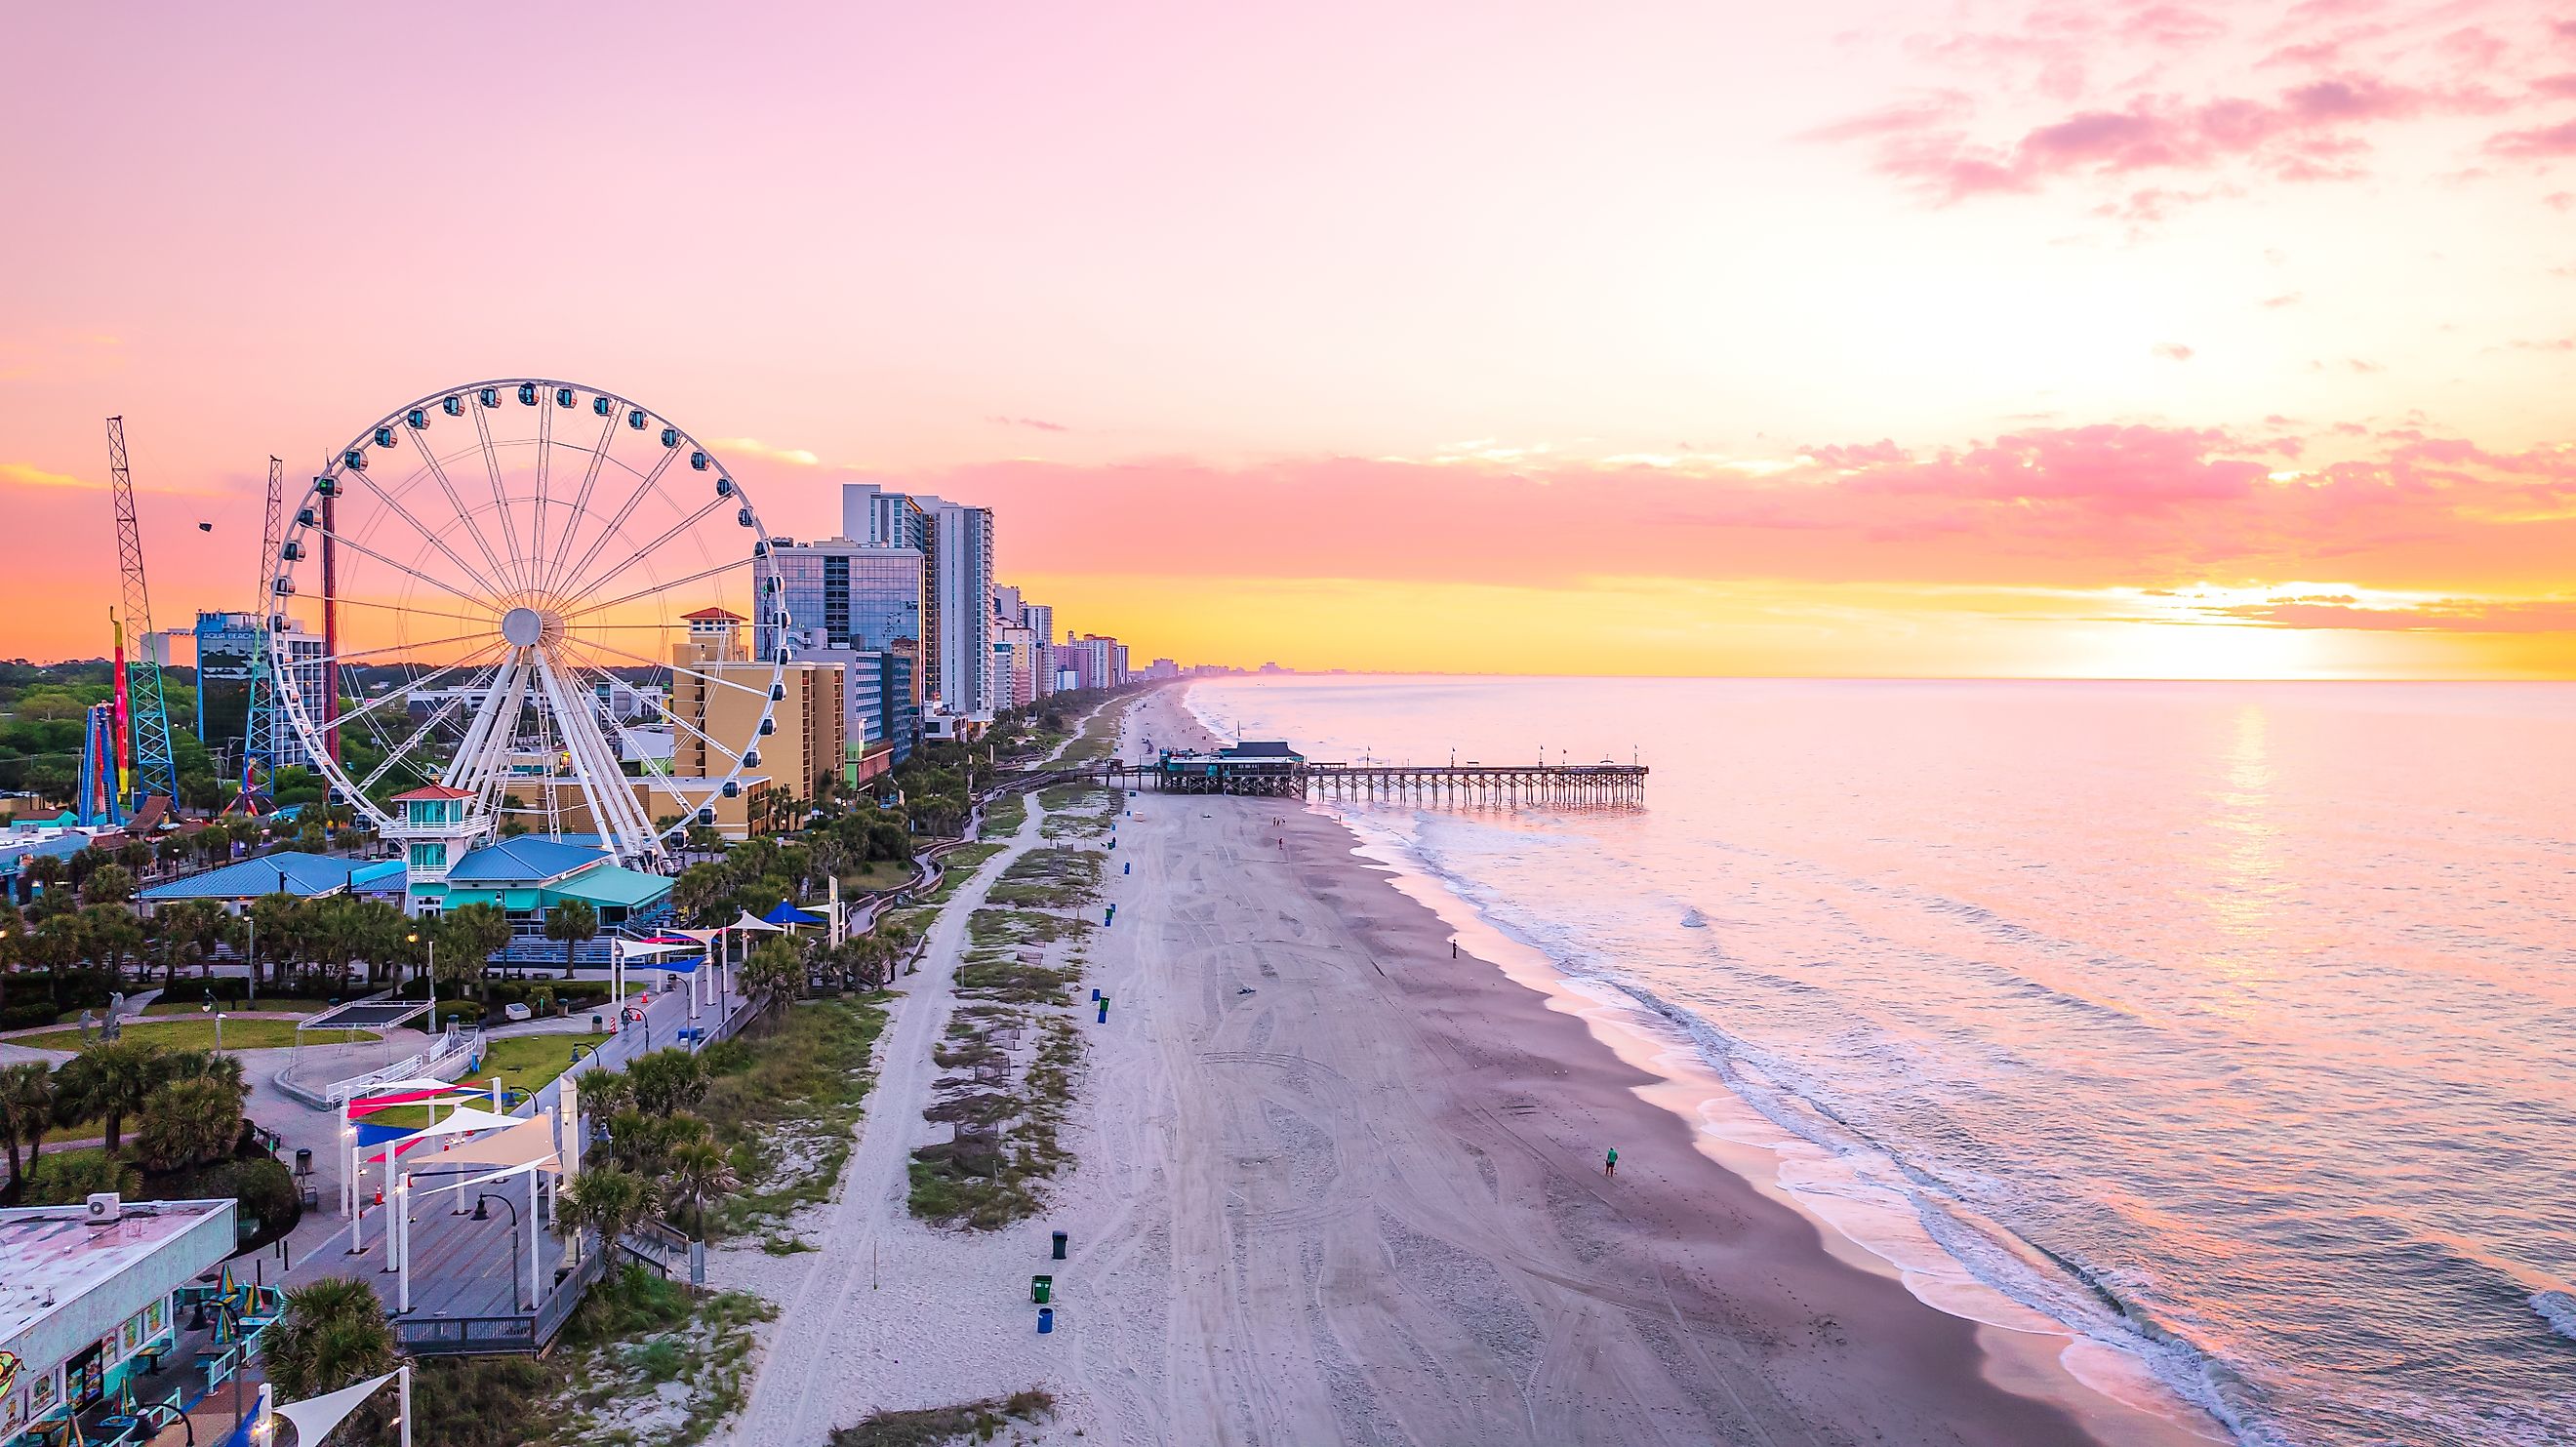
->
[670,609,846,805]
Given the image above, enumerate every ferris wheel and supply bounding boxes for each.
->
[266,380,790,869]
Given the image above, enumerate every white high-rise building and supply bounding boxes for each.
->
[840,483,995,718]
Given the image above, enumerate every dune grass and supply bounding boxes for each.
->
[10,1018,376,1052]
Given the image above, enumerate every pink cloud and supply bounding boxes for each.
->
[2535,74,2576,99]
[2261,291,2305,306]
[2153,342,2197,360]
[1824,72,2487,204]
[2489,118,2576,157]
[928,423,2576,600]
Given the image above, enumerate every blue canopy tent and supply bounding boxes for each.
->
[761,901,826,927]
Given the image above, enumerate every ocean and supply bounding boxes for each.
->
[1184,675,2576,1447]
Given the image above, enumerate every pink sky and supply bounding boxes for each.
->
[3,1,2573,676]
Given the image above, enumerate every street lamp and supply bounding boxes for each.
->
[471,1193,526,1311]
[407,931,437,1034]
[201,999,225,1053]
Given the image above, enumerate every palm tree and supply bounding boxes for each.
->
[742,936,803,1000]
[58,1037,163,1158]
[0,1062,56,1196]
[80,904,143,984]
[555,1164,651,1257]
[22,854,68,901]
[439,904,510,1005]
[0,898,21,1014]
[261,1277,396,1403]
[115,839,154,882]
[82,864,136,905]
[664,1139,740,1241]
[133,1076,243,1172]
[31,913,84,1007]
[543,899,599,981]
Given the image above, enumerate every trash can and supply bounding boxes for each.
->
[591,1013,603,1032]
[293,1146,313,1176]
[1032,1274,1053,1304]
[1038,1306,1056,1334]
[1051,1230,1068,1261]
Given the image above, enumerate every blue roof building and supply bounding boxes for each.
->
[134,852,406,908]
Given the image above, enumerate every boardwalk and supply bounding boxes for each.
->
[1100,758,1648,806]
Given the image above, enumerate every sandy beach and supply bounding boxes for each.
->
[718,685,2213,1445]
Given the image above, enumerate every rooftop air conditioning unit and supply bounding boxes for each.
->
[86,1192,123,1225]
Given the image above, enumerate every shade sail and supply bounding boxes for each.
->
[274,1369,397,1446]
[761,901,825,925]
[728,910,783,933]
[412,1114,561,1173]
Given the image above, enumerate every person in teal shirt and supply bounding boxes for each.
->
[1604,1146,1618,1179]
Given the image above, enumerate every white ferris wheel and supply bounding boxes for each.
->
[266,379,790,869]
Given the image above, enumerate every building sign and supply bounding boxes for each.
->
[0,1349,17,1397]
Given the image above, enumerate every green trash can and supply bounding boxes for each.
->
[1032,1274,1053,1304]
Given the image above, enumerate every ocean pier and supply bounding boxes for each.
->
[1094,742,1647,807]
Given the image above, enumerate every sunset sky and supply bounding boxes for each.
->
[4,1,2573,677]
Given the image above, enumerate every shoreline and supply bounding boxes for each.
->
[1176,681,2225,1444]
[1067,684,2151,1444]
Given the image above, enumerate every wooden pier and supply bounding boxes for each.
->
[1099,757,1646,808]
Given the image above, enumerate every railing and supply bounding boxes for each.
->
[322,1025,483,1105]
[393,1313,538,1356]
[534,1233,610,1347]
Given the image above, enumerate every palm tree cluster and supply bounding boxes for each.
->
[562,1048,742,1243]
[0,1038,252,1201]
[814,921,916,994]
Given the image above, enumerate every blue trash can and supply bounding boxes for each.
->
[1038,1306,1056,1334]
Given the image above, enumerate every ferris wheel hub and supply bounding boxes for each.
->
[500,606,552,648]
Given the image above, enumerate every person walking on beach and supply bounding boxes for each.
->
[1604,1146,1618,1179]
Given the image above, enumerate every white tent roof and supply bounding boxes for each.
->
[411,1114,562,1174]
[729,910,783,933]
[361,1104,520,1163]
[275,1369,397,1446]
[616,940,702,959]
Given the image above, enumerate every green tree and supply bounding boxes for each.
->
[82,864,136,905]
[624,1048,708,1116]
[79,904,142,981]
[56,1037,163,1158]
[25,1149,140,1205]
[133,1075,243,1172]
[114,839,154,881]
[29,912,83,1005]
[741,935,803,999]
[543,899,599,980]
[0,1062,56,1196]
[261,1277,396,1404]
[555,1164,651,1254]
[439,903,510,1004]
[0,898,20,1014]
[22,853,67,899]
[664,1138,739,1241]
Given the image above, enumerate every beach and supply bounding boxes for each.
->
[718,685,2214,1444]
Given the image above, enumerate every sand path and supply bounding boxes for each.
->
[723,777,1055,1446]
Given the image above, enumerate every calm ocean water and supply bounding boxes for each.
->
[1186,676,2576,1447]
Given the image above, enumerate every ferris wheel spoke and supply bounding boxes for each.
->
[552,442,682,606]
[553,493,733,608]
[560,641,749,771]
[571,633,775,701]
[339,464,518,611]
[469,400,535,598]
[540,414,631,598]
[304,628,503,672]
[557,554,756,625]
[325,644,506,731]
[316,592,502,629]
[307,523,501,615]
[355,653,506,794]
[532,391,557,591]
[404,426,518,602]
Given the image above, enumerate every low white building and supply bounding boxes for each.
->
[0,1197,237,1444]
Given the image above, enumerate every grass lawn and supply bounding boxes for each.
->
[10,1018,378,1052]
[47,998,339,1025]
[365,1031,610,1127]
[40,1115,107,1146]
[836,858,917,895]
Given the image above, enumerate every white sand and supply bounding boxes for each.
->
[715,690,2169,1446]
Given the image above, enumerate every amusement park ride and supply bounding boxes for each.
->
[75,382,786,879]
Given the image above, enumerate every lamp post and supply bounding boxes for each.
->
[472,1192,525,1311]
[407,931,437,1035]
